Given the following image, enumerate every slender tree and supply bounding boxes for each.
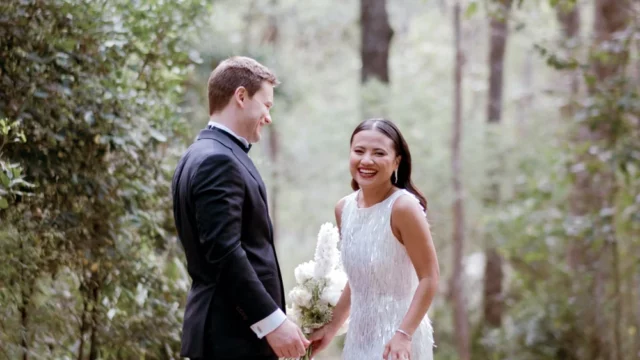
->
[570,0,630,357]
[483,0,513,329]
[450,1,470,359]
[360,0,394,118]
[556,0,581,97]
[262,0,282,240]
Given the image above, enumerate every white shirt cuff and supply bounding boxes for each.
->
[250,309,287,339]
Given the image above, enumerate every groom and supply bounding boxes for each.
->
[172,56,309,359]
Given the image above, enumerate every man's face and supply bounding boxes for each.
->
[238,81,274,143]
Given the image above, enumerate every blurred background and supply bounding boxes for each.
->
[1,0,639,359]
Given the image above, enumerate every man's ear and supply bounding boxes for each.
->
[233,86,247,107]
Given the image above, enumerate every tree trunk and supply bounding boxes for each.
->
[77,289,89,360]
[556,0,580,41]
[594,1,628,358]
[360,0,393,83]
[360,0,393,118]
[592,0,629,81]
[18,241,31,360]
[556,0,580,96]
[486,0,512,125]
[20,284,30,360]
[556,1,583,271]
[482,0,512,329]
[482,248,504,327]
[88,286,100,360]
[556,0,581,121]
[569,0,629,357]
[450,2,470,359]
[262,0,281,240]
[611,238,621,360]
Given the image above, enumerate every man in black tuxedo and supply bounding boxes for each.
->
[172,56,309,360]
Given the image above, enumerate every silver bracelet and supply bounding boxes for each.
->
[396,328,412,340]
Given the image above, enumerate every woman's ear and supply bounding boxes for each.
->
[395,156,401,168]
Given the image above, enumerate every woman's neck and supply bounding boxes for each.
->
[359,183,396,207]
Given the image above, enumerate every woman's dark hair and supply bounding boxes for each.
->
[350,118,428,211]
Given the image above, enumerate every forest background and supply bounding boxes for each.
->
[1,0,639,359]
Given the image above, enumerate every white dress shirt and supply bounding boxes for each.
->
[208,121,286,338]
[250,308,287,339]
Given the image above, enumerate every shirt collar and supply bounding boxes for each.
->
[207,121,250,148]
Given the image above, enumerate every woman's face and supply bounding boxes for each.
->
[350,129,400,189]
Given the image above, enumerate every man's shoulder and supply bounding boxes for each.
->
[189,136,233,154]
[174,140,239,182]
[182,138,236,164]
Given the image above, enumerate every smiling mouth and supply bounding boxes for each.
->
[358,168,377,178]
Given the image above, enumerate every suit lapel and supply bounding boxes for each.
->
[234,152,269,205]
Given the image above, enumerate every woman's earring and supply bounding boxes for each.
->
[394,169,398,184]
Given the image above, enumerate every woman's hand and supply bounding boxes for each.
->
[382,332,412,360]
[307,323,338,358]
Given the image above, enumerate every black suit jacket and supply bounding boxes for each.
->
[171,128,285,359]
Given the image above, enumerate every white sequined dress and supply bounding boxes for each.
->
[340,189,434,360]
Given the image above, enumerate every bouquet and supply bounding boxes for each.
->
[285,222,349,359]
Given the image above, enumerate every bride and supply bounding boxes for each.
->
[309,119,440,360]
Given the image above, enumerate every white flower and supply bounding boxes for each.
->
[320,286,341,306]
[328,269,348,288]
[284,223,350,338]
[286,305,302,325]
[294,261,315,285]
[320,270,348,306]
[288,286,313,308]
[313,223,341,279]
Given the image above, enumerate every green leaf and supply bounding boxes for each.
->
[11,167,21,179]
[149,128,167,142]
[10,179,34,188]
[0,197,8,209]
[0,173,9,187]
[465,1,479,18]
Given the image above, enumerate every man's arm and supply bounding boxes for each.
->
[250,309,287,338]
[192,154,281,328]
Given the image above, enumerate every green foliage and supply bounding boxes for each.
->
[480,22,640,359]
[0,119,33,210]
[465,1,479,18]
[1,0,637,358]
[0,0,206,358]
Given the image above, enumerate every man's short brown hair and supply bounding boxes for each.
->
[207,56,279,115]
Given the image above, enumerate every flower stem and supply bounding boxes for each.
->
[302,344,313,360]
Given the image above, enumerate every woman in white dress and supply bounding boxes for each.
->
[309,119,440,360]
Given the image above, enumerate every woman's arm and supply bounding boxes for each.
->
[391,194,440,336]
[327,282,351,331]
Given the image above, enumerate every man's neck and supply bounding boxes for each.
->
[209,112,241,136]
[208,113,250,147]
